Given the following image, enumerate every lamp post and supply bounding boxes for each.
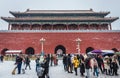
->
[76,38,82,54]
[40,37,45,55]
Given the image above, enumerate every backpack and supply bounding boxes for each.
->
[85,58,91,69]
[37,66,45,77]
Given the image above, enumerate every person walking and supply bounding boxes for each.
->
[85,57,91,78]
[25,55,31,70]
[1,55,4,62]
[112,59,119,76]
[92,58,99,77]
[73,56,79,76]
[35,55,40,72]
[41,55,50,78]
[80,59,85,76]
[96,55,104,73]
[16,54,23,74]
[63,54,67,71]
[104,56,110,75]
[67,54,73,73]
[50,54,54,66]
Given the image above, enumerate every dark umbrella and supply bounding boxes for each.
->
[102,52,114,56]
[101,50,115,56]
[87,50,102,57]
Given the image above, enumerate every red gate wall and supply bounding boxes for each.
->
[0,31,120,54]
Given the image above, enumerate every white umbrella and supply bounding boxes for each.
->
[101,50,114,53]
[87,52,96,55]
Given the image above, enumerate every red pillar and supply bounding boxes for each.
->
[66,24,69,30]
[8,23,10,30]
[18,24,21,30]
[30,24,32,30]
[97,24,99,30]
[51,24,53,30]
[38,24,40,30]
[40,24,42,30]
[77,24,79,30]
[88,24,90,30]
[85,24,87,30]
[109,23,112,30]
[99,24,101,30]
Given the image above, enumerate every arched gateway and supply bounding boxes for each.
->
[25,47,35,55]
[54,45,66,54]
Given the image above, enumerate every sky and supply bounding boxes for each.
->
[0,0,120,30]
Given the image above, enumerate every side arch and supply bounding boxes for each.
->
[25,47,35,55]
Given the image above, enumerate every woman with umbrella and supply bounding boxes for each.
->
[112,58,119,76]
[103,56,110,75]
[115,52,120,66]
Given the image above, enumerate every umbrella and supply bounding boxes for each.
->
[101,50,114,53]
[101,50,115,56]
[91,50,102,53]
[102,52,114,56]
[87,50,102,55]
[115,52,120,55]
[87,52,94,54]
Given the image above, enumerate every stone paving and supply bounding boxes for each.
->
[49,60,120,78]
[0,60,120,78]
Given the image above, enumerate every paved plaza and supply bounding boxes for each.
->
[0,60,120,78]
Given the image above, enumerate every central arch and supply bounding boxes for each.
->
[54,45,66,54]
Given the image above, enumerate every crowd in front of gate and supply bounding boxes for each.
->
[62,53,120,78]
[1,53,120,78]
[1,53,58,78]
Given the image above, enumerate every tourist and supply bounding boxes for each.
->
[96,55,104,73]
[21,55,25,74]
[1,55,4,62]
[50,54,54,66]
[47,54,51,66]
[103,56,110,75]
[85,57,91,78]
[73,56,79,76]
[92,58,99,77]
[80,59,85,76]
[112,59,119,76]
[41,55,50,78]
[25,55,31,70]
[63,54,67,71]
[109,56,113,75]
[67,54,73,73]
[15,54,23,74]
[0,55,1,62]
[35,55,40,72]
[117,55,120,66]
[53,54,57,66]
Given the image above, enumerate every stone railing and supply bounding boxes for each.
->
[0,30,120,33]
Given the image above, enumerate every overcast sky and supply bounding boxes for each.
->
[0,0,120,30]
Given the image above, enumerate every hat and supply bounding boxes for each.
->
[104,56,109,59]
[74,56,77,59]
